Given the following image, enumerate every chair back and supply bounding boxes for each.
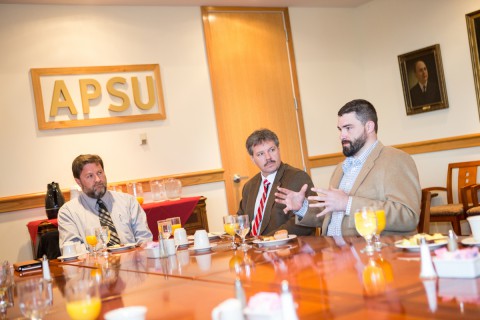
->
[418,189,431,234]
[446,161,480,205]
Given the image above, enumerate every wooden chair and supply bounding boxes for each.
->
[418,189,432,234]
[466,184,480,217]
[425,160,480,235]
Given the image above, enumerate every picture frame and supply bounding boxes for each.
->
[398,44,448,115]
[466,10,480,120]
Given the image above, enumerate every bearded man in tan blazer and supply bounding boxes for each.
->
[275,99,421,236]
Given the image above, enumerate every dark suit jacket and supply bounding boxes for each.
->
[237,162,315,236]
[410,80,441,107]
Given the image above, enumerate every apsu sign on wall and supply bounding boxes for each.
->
[31,64,166,130]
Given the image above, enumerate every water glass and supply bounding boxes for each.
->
[95,226,111,257]
[165,178,182,200]
[65,279,101,320]
[157,220,172,239]
[150,180,167,202]
[0,262,14,318]
[127,182,144,205]
[17,278,52,320]
[235,215,251,250]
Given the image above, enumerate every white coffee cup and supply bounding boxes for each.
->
[467,215,480,241]
[62,241,77,256]
[174,227,188,246]
[211,298,243,320]
[194,230,210,249]
[164,238,176,256]
[104,306,147,320]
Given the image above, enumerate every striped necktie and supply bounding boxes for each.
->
[97,199,121,246]
[251,179,270,236]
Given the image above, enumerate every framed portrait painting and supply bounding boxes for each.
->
[466,9,480,120]
[398,44,449,115]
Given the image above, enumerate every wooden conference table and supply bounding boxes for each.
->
[10,235,480,319]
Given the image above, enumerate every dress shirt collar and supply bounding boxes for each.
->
[79,191,112,213]
[261,171,277,185]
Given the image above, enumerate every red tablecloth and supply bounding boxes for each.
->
[143,196,201,240]
[26,196,201,244]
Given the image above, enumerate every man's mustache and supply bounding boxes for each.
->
[264,159,276,167]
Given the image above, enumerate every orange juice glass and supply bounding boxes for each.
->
[168,217,181,235]
[65,279,101,320]
[375,209,386,234]
[374,208,386,250]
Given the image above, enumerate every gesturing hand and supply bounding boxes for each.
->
[308,187,349,217]
[275,184,308,214]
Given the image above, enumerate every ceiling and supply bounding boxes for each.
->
[0,0,372,7]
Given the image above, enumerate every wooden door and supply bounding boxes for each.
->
[202,7,309,214]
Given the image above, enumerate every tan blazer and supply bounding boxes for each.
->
[298,142,421,236]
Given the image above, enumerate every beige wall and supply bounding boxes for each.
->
[1,0,480,262]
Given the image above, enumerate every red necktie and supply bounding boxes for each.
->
[252,179,270,236]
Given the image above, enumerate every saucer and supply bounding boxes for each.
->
[461,237,480,246]
[188,243,217,253]
[176,242,190,249]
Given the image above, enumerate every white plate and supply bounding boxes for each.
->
[209,231,226,237]
[253,235,297,247]
[394,239,448,251]
[58,254,81,261]
[188,243,217,253]
[461,237,480,246]
[107,243,137,252]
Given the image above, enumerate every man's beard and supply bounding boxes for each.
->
[342,132,367,157]
[83,183,107,199]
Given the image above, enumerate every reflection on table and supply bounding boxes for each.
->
[8,235,480,319]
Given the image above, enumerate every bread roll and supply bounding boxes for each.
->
[274,229,288,240]
[261,236,275,241]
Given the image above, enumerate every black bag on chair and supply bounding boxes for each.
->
[36,229,61,260]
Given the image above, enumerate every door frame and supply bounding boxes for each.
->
[202,6,311,213]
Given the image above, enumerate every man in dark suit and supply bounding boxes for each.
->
[237,129,315,236]
[409,59,441,107]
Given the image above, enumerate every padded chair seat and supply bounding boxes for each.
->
[467,206,480,216]
[430,204,464,216]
